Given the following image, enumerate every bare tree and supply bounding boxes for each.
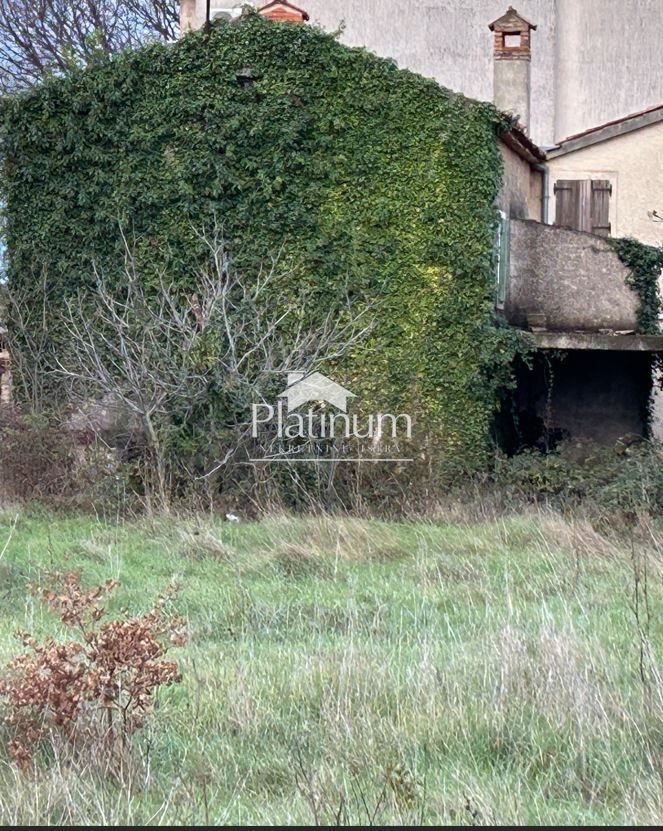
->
[51,225,374,510]
[0,0,178,92]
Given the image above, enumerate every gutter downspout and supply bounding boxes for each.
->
[533,162,550,224]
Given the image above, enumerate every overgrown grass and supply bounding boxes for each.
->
[0,507,662,824]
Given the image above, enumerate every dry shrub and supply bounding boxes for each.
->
[0,572,186,771]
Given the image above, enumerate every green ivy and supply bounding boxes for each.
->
[0,12,524,473]
[610,236,663,334]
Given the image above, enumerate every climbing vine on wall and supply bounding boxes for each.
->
[611,236,663,334]
[0,11,525,473]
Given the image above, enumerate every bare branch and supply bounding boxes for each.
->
[0,0,178,92]
[35,223,376,506]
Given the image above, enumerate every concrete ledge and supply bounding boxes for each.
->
[531,331,663,351]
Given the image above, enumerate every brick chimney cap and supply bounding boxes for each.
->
[258,1,310,21]
[489,6,537,32]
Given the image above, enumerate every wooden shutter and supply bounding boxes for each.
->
[554,180,580,230]
[590,180,612,236]
[577,180,593,232]
[554,179,611,235]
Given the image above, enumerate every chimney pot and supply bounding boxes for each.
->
[258,1,310,22]
[488,6,537,134]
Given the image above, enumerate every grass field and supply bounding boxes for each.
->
[0,506,663,824]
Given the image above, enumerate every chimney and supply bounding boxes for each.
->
[488,6,537,133]
[180,0,197,33]
[258,1,310,23]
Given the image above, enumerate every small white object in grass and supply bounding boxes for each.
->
[225,513,240,523]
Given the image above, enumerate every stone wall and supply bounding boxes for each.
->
[498,143,543,220]
[505,219,638,331]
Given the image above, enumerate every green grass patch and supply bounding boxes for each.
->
[0,508,661,824]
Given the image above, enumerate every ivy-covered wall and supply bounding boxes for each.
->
[0,12,521,472]
[610,237,663,335]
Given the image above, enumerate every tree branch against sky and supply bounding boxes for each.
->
[0,0,179,92]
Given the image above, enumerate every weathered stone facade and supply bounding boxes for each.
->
[505,220,638,332]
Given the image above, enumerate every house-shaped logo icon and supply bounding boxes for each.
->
[278,372,356,413]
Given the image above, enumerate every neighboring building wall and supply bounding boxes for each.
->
[306,0,663,146]
[284,0,558,146]
[555,0,663,144]
[547,121,663,245]
[547,119,663,440]
[506,219,638,331]
[498,143,543,220]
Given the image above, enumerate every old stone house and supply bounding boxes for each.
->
[185,2,661,450]
[1,0,647,453]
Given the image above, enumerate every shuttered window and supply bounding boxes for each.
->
[553,179,612,236]
[495,210,509,309]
